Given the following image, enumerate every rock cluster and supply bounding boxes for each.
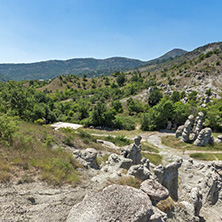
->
[127,157,151,180]
[193,127,214,146]
[102,136,152,181]
[73,148,99,169]
[175,112,214,146]
[153,159,183,201]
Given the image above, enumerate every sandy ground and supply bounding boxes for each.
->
[51,122,83,130]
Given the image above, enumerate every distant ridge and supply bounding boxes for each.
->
[0,49,187,81]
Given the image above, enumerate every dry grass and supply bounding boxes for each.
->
[0,122,83,185]
[156,196,175,212]
[109,176,142,189]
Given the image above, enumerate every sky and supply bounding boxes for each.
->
[0,0,222,63]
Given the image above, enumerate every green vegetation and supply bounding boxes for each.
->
[0,122,84,185]
[162,135,222,151]
[142,152,162,165]
[190,153,222,161]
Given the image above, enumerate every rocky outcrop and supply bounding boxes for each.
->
[192,112,204,141]
[150,206,167,222]
[102,153,133,172]
[140,179,169,205]
[182,115,194,142]
[73,148,99,169]
[201,170,221,205]
[214,135,222,143]
[127,157,151,180]
[193,127,214,146]
[121,136,142,164]
[153,159,183,201]
[189,187,202,216]
[175,125,184,138]
[176,113,214,146]
[66,184,153,222]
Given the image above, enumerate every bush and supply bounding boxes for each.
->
[0,115,18,145]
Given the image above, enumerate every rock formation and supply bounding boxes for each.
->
[121,136,142,164]
[175,125,185,138]
[182,115,194,142]
[201,170,221,205]
[192,112,204,141]
[193,127,214,146]
[176,113,214,146]
[102,153,133,172]
[189,187,202,216]
[140,179,169,205]
[214,135,222,143]
[127,160,151,181]
[153,159,183,201]
[73,148,99,169]
[66,184,154,222]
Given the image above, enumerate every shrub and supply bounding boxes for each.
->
[0,115,18,145]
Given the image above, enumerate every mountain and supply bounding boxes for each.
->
[0,57,146,81]
[157,48,187,60]
[139,42,222,92]
[0,48,187,81]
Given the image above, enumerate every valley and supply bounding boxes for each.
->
[0,42,222,221]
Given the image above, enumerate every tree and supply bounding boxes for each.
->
[116,73,126,86]
[112,100,123,113]
[171,91,180,103]
[90,102,107,126]
[148,88,163,106]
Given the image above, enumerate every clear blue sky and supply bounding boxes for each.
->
[0,0,222,63]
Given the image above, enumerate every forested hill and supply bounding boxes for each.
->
[0,49,187,81]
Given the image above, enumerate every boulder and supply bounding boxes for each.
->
[121,136,142,165]
[73,148,99,169]
[140,179,169,204]
[150,206,167,222]
[175,125,185,138]
[66,184,153,222]
[127,164,151,181]
[214,135,222,143]
[154,159,183,201]
[194,127,214,146]
[102,153,133,172]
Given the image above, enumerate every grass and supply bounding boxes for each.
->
[142,152,162,165]
[0,122,83,185]
[156,197,175,212]
[96,154,109,166]
[109,176,142,189]
[190,153,222,161]
[103,135,131,146]
[162,135,222,151]
[141,142,159,153]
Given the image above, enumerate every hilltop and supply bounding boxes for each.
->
[0,49,186,81]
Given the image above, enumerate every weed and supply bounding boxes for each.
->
[142,152,162,165]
